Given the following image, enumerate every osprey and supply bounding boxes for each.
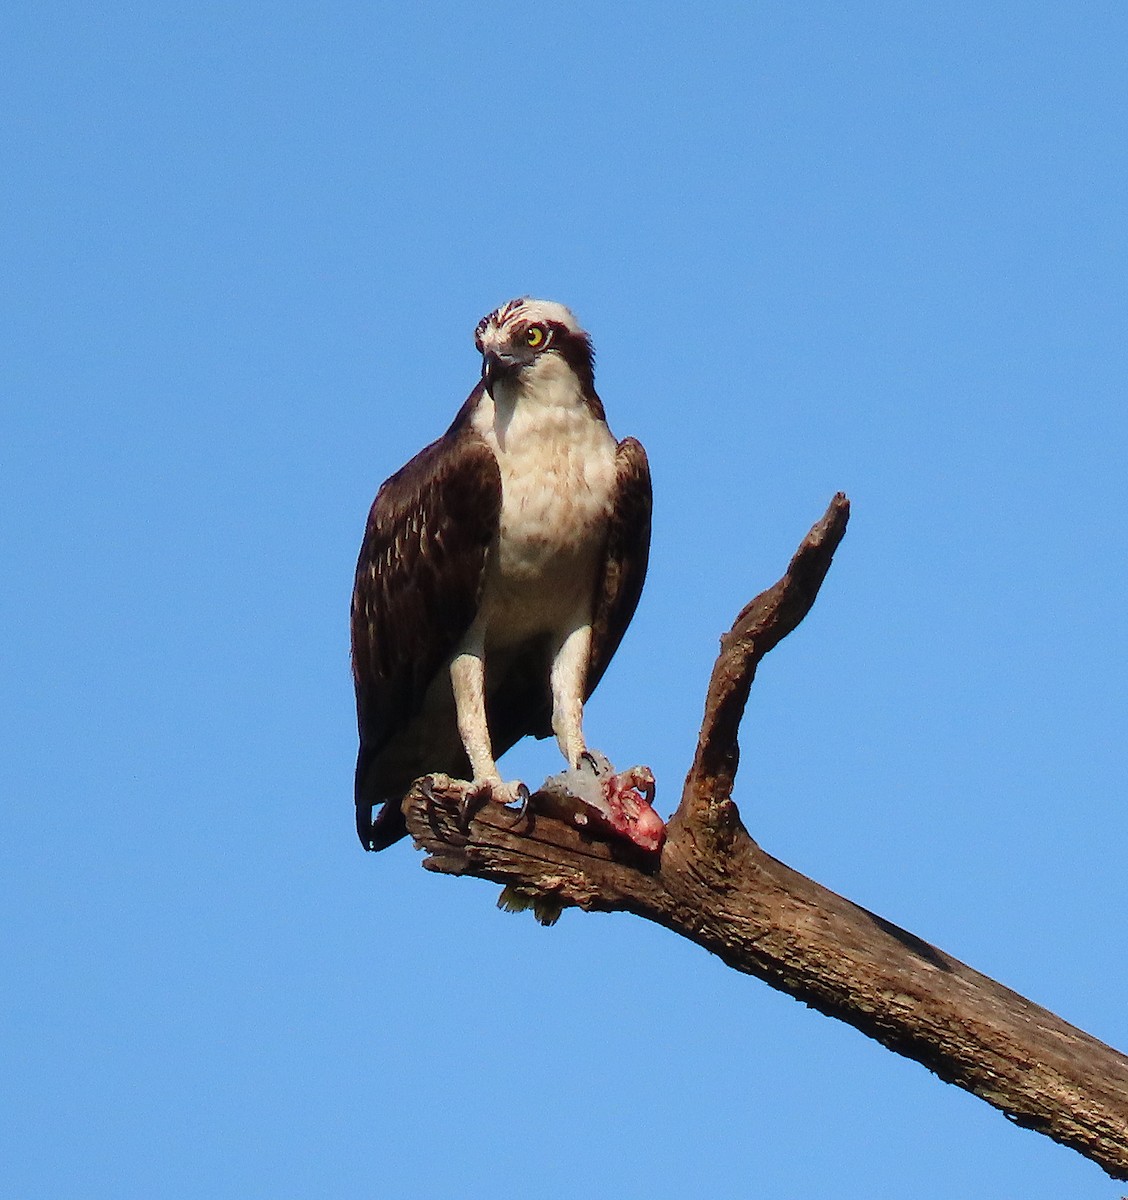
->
[351,298,652,851]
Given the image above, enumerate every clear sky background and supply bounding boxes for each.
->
[4,2,1126,1197]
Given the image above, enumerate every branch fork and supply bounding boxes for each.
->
[399,492,1128,1180]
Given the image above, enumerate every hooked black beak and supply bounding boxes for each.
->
[481,349,516,392]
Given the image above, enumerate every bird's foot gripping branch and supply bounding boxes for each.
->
[404,491,851,919]
[401,491,1128,1183]
[534,751,665,853]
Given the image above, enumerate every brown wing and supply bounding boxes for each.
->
[587,436,652,695]
[351,397,501,848]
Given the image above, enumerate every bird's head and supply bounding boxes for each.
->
[473,298,596,402]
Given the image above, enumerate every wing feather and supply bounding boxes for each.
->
[587,436,652,695]
[351,406,501,845]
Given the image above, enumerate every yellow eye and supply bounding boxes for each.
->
[526,324,546,349]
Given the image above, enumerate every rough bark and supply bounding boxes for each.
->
[401,492,1128,1181]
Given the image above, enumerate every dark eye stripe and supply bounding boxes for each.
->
[542,321,595,393]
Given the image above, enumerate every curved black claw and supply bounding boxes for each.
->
[506,782,533,832]
[580,749,601,774]
[457,784,489,832]
[629,771,656,806]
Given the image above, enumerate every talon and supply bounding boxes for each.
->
[507,782,533,831]
[457,783,489,831]
[580,749,600,773]
[632,767,656,806]
[614,766,655,805]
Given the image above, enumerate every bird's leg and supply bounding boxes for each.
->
[449,646,526,809]
[551,622,593,768]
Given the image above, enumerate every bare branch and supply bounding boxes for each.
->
[682,490,850,814]
[399,493,1128,1181]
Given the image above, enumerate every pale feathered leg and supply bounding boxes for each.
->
[449,644,527,810]
[551,622,593,768]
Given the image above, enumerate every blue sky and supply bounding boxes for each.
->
[4,2,1126,1196]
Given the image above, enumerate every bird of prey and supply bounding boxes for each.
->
[350,297,653,852]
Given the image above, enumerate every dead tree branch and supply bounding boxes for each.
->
[401,493,1128,1181]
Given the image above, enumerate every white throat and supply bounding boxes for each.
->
[483,355,592,448]
[470,360,619,611]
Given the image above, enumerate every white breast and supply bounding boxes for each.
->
[471,364,619,643]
